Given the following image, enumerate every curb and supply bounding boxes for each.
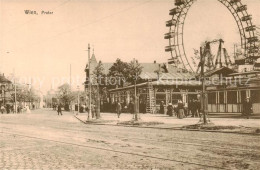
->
[74,115,260,136]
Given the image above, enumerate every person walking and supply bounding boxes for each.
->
[57,104,62,116]
[166,103,173,116]
[129,100,135,119]
[159,101,165,114]
[25,105,31,113]
[1,105,5,114]
[116,102,122,118]
[177,100,184,119]
[243,97,252,119]
[190,99,196,117]
[91,104,96,118]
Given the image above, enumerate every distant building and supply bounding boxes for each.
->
[0,74,12,106]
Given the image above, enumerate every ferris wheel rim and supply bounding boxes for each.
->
[166,0,259,73]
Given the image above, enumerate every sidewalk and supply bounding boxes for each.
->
[75,112,260,130]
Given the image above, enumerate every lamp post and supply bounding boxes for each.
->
[133,59,138,121]
[88,44,91,120]
[134,76,138,121]
[14,82,17,113]
[199,46,208,124]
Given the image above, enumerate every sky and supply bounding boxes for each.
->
[0,0,259,93]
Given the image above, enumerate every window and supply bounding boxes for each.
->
[241,91,246,103]
[208,92,216,104]
[219,92,224,104]
[156,94,166,105]
[171,94,182,104]
[251,90,260,103]
[227,91,237,104]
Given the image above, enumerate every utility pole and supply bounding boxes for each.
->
[200,47,208,124]
[77,85,80,115]
[70,64,72,112]
[133,58,138,121]
[88,44,91,120]
[70,64,72,89]
[14,70,17,113]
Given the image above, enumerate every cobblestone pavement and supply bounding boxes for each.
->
[0,109,260,169]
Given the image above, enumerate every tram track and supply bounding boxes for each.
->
[0,131,228,169]
[2,124,259,167]
[1,115,259,169]
[1,119,259,153]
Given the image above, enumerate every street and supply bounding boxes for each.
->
[0,109,260,169]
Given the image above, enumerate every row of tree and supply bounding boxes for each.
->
[53,58,143,118]
[92,58,143,88]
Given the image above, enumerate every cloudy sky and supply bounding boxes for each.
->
[0,0,259,93]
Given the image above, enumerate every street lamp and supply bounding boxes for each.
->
[133,59,138,121]
[87,44,91,120]
[199,46,208,124]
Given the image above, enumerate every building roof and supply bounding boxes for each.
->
[86,55,191,78]
[228,70,260,77]
[204,67,236,77]
[0,74,12,84]
[140,72,195,80]
[109,79,201,92]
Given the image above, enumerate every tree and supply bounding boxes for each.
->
[92,61,105,119]
[57,83,75,110]
[126,59,143,121]
[108,58,129,87]
[126,59,143,84]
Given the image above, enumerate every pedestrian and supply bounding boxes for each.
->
[242,97,252,119]
[26,105,31,113]
[196,99,201,117]
[6,104,10,114]
[129,100,135,119]
[57,104,62,115]
[159,101,164,114]
[177,100,184,119]
[188,99,193,117]
[1,105,5,114]
[139,100,145,113]
[166,103,173,116]
[190,99,196,117]
[193,99,200,117]
[91,104,96,118]
[82,104,86,113]
[116,102,122,118]
[17,105,21,113]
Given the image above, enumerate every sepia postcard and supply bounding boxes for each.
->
[0,0,260,169]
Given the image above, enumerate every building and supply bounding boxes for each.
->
[0,74,12,106]
[85,53,201,113]
[205,67,260,114]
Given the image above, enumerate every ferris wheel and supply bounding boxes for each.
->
[165,0,259,73]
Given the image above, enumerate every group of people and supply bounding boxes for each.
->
[54,96,254,119]
[116,100,135,118]
[188,99,201,117]
[0,104,31,114]
[164,100,186,119]
[160,99,201,119]
[55,103,100,118]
